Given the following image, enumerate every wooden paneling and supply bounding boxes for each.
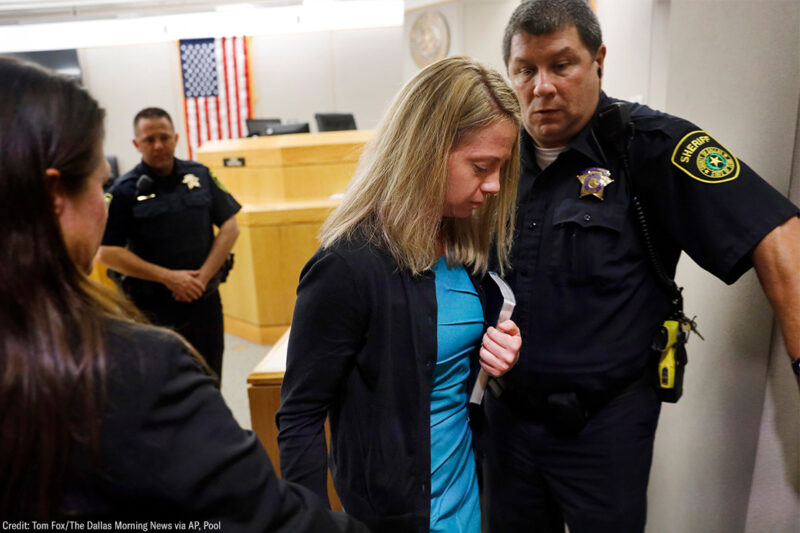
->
[217,201,336,345]
[88,260,118,291]
[198,132,370,345]
[198,130,370,205]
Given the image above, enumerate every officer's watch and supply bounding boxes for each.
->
[792,358,800,377]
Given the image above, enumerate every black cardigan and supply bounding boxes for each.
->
[277,239,487,533]
[18,318,366,532]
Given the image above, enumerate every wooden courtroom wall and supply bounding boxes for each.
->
[197,130,370,344]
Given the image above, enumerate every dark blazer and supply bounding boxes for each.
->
[277,239,487,533]
[42,318,367,532]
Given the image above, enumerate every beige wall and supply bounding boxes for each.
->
[248,27,404,135]
[462,0,520,76]
[648,1,799,532]
[595,0,659,104]
[746,99,800,533]
[80,41,188,169]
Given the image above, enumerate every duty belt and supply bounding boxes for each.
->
[490,368,650,437]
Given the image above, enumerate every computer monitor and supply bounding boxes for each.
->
[263,123,310,136]
[6,49,83,84]
[246,118,281,137]
[314,113,357,132]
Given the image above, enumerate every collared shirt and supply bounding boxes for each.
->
[505,93,799,393]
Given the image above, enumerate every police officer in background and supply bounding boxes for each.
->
[98,107,240,382]
[483,1,800,532]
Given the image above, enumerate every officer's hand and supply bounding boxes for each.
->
[190,269,211,290]
[479,319,522,377]
[163,270,205,302]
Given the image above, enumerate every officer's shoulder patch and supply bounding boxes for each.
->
[209,170,230,193]
[671,130,740,184]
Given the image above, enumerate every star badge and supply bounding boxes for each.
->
[182,173,201,190]
[577,167,614,200]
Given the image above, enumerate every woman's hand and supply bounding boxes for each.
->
[479,319,522,377]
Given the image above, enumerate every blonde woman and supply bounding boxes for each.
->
[277,57,523,533]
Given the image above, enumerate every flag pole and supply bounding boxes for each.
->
[177,39,194,161]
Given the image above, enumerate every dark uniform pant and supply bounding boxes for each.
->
[133,289,225,382]
[482,378,661,533]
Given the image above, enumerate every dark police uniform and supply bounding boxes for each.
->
[483,93,799,533]
[102,159,241,380]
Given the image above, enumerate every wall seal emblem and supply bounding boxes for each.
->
[410,11,450,68]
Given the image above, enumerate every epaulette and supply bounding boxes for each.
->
[109,171,140,193]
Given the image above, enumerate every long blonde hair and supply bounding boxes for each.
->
[320,56,520,276]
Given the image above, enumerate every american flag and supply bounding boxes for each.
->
[178,36,252,160]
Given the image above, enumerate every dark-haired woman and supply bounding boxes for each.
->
[0,56,366,532]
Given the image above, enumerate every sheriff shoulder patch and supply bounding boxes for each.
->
[671,130,740,184]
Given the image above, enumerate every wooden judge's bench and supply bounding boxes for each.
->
[196,130,371,345]
[198,131,371,509]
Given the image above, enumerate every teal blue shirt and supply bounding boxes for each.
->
[429,257,482,533]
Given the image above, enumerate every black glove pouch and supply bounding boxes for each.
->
[545,392,588,438]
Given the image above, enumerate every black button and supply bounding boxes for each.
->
[584,214,592,222]
[528,221,537,230]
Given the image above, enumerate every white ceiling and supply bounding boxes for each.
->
[0,0,304,25]
[0,0,407,51]
[0,0,459,26]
